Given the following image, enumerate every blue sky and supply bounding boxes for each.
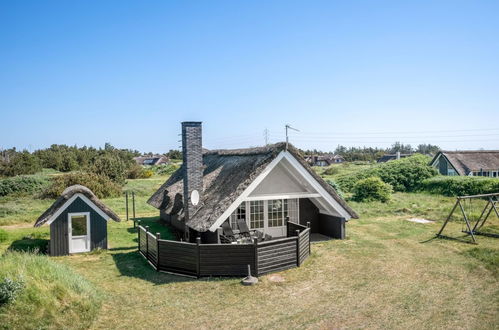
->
[1,0,498,153]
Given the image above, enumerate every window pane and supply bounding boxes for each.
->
[229,202,246,229]
[71,215,87,236]
[250,201,264,229]
[268,199,283,227]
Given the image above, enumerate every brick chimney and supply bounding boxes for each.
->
[181,122,203,223]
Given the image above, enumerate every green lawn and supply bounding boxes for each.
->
[0,176,498,329]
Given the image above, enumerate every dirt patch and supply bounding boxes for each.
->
[407,218,435,224]
[268,274,286,283]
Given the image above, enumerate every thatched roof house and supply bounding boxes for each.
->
[148,122,357,243]
[430,150,499,177]
[35,185,120,256]
[133,155,169,166]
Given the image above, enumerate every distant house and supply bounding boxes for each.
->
[430,150,499,177]
[307,154,345,167]
[133,155,169,166]
[377,152,411,163]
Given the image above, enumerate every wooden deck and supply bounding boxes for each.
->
[137,221,311,277]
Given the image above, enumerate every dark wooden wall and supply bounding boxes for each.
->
[49,196,108,256]
[299,198,319,232]
[256,237,297,275]
[318,214,345,239]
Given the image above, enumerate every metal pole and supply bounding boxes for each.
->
[132,191,136,220]
[436,199,460,237]
[125,191,129,221]
[458,200,476,243]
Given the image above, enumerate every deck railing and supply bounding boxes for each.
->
[137,221,311,277]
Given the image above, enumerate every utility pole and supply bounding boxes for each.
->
[285,124,300,151]
[263,129,269,146]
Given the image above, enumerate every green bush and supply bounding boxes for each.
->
[127,164,155,179]
[420,176,499,196]
[42,172,122,199]
[0,277,24,306]
[150,163,180,176]
[326,179,344,198]
[89,154,128,184]
[0,175,49,197]
[0,251,101,329]
[352,177,393,202]
[336,154,437,192]
[0,229,7,243]
[323,166,340,176]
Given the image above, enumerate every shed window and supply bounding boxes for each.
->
[71,215,88,236]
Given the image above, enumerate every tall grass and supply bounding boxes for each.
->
[0,251,101,329]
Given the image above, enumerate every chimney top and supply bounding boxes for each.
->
[182,121,202,126]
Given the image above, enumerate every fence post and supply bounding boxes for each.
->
[285,216,290,237]
[296,229,301,267]
[132,192,136,220]
[125,191,129,221]
[137,220,141,252]
[253,238,258,276]
[156,233,161,271]
[307,222,311,256]
[145,226,150,260]
[196,237,201,278]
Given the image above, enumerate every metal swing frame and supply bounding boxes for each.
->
[436,192,499,244]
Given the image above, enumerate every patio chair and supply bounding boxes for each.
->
[221,221,242,242]
[236,218,262,240]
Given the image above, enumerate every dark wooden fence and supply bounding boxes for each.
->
[138,221,311,277]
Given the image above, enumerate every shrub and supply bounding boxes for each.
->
[89,154,128,184]
[151,163,180,176]
[323,166,340,176]
[127,164,154,179]
[42,172,122,199]
[0,175,49,197]
[336,154,437,192]
[0,229,7,243]
[0,277,24,305]
[420,176,499,196]
[326,179,344,198]
[352,177,393,202]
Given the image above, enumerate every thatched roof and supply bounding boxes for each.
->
[148,142,358,232]
[432,150,499,175]
[34,185,121,227]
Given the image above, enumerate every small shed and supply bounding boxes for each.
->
[34,185,121,256]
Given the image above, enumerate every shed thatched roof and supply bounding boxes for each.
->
[432,150,499,175]
[148,142,358,232]
[34,185,121,227]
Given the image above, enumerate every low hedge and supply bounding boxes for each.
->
[0,176,49,197]
[420,176,499,196]
[352,177,393,202]
[336,154,438,192]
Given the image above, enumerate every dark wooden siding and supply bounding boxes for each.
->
[299,198,319,232]
[318,214,345,239]
[439,157,448,175]
[49,196,108,256]
[256,237,297,275]
[157,240,198,276]
[199,244,254,276]
[298,229,310,264]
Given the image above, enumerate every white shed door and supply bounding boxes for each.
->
[68,213,90,253]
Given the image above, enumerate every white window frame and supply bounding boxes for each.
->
[68,212,91,253]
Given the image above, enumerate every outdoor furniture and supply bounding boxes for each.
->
[237,218,267,241]
[221,221,243,242]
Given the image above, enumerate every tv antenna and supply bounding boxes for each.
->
[285,124,300,150]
